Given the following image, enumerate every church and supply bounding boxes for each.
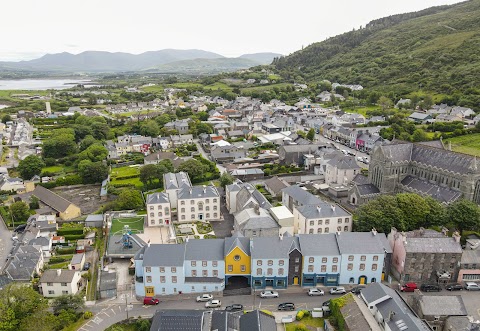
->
[349,141,480,205]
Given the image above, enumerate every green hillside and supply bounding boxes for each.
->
[273,1,480,103]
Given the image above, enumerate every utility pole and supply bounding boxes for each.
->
[125,292,129,319]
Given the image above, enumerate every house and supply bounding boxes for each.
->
[457,246,480,283]
[408,112,432,123]
[444,317,480,331]
[40,269,83,298]
[28,236,52,258]
[234,206,280,238]
[264,176,289,198]
[170,134,194,147]
[230,168,264,181]
[340,294,379,331]
[163,172,192,207]
[177,186,220,222]
[282,185,322,212]
[5,245,44,282]
[240,310,276,331]
[261,123,281,134]
[325,155,361,186]
[85,214,104,228]
[361,283,431,331]
[293,203,352,235]
[410,293,467,331]
[210,145,246,163]
[269,206,294,235]
[69,253,86,271]
[146,192,171,226]
[235,185,272,212]
[144,151,180,166]
[99,271,117,299]
[450,106,475,118]
[224,235,251,287]
[388,228,462,283]
[0,176,25,192]
[278,144,325,166]
[32,185,81,220]
[348,174,381,206]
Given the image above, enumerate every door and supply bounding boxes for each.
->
[359,276,367,285]
[145,286,155,297]
[293,277,299,285]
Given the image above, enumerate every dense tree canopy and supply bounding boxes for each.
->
[115,189,144,210]
[17,155,45,180]
[10,201,31,223]
[78,160,109,184]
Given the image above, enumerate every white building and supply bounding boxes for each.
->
[163,172,192,208]
[40,269,83,297]
[293,203,352,235]
[177,186,220,222]
[146,192,171,226]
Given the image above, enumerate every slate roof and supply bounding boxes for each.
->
[163,172,192,190]
[6,246,42,281]
[71,253,84,264]
[235,208,279,231]
[341,296,372,331]
[404,237,462,254]
[328,156,359,172]
[400,175,462,203]
[264,176,289,195]
[240,310,276,331]
[150,310,209,331]
[336,232,392,254]
[40,269,79,283]
[224,235,251,256]
[184,239,224,261]
[144,151,176,162]
[143,244,186,267]
[146,192,170,205]
[282,185,322,206]
[32,185,76,213]
[251,236,300,259]
[352,174,370,185]
[85,214,104,223]
[29,236,50,247]
[418,295,467,316]
[178,186,219,200]
[296,203,351,219]
[99,271,117,291]
[461,249,480,264]
[298,234,339,256]
[357,184,381,196]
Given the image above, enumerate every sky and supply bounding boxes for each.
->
[0,0,465,61]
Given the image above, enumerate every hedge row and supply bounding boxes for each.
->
[64,234,85,241]
[57,247,76,254]
[49,255,73,263]
[39,175,83,189]
[57,228,84,236]
[112,174,139,180]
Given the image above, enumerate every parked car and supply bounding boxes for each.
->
[225,304,243,312]
[400,283,418,292]
[278,303,295,311]
[143,297,159,305]
[420,284,441,292]
[196,294,213,302]
[205,299,221,308]
[465,282,480,291]
[351,286,365,294]
[83,262,91,271]
[329,287,346,295]
[445,284,463,291]
[260,290,279,298]
[13,224,27,233]
[308,288,325,296]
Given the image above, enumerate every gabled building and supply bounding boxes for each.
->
[293,203,352,235]
[40,269,83,298]
[146,192,171,226]
[32,185,81,220]
[234,206,280,238]
[325,155,361,186]
[224,235,251,287]
[177,186,220,222]
[163,172,192,207]
[282,185,322,212]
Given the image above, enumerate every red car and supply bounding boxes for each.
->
[143,297,160,305]
[400,283,418,292]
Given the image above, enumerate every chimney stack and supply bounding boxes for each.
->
[316,206,321,214]
[453,231,461,243]
[371,228,377,236]
[331,205,336,212]
[56,269,61,276]
[279,233,283,241]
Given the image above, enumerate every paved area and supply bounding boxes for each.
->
[140,227,171,244]
[212,191,234,238]
[0,216,13,273]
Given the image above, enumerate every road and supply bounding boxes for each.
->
[0,215,13,273]
[194,140,226,174]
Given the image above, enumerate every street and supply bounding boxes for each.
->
[0,215,13,273]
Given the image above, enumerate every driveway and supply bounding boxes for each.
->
[211,187,234,238]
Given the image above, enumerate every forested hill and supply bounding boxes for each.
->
[273,0,480,96]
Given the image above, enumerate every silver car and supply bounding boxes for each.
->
[260,290,279,298]
[196,294,213,302]
[205,299,221,308]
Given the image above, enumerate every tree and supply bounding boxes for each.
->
[140,164,161,187]
[29,196,39,210]
[140,120,160,137]
[78,160,108,184]
[306,128,315,141]
[115,189,144,210]
[1,114,12,124]
[411,129,428,142]
[355,195,405,232]
[43,133,77,158]
[177,159,208,179]
[220,172,235,188]
[17,155,45,180]
[51,295,84,315]
[395,193,429,230]
[378,96,393,111]
[77,144,108,162]
[447,199,480,234]
[9,201,30,223]
[79,135,98,151]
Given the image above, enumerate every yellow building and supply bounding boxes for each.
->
[224,235,251,286]
[32,185,81,220]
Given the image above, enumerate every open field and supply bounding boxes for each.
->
[240,82,292,93]
[343,105,381,117]
[110,165,143,188]
[445,133,480,156]
[110,217,145,235]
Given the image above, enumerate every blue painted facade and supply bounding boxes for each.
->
[301,273,339,287]
[251,276,288,289]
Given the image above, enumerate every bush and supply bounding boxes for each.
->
[84,311,93,319]
[57,228,84,236]
[302,309,310,317]
[296,310,305,321]
[49,255,73,263]
[57,247,76,254]
[295,324,308,331]
[64,234,85,241]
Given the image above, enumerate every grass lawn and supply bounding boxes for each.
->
[285,316,324,331]
[111,177,143,189]
[110,165,143,188]
[445,133,480,156]
[110,217,145,234]
[204,82,233,92]
[111,165,140,178]
[343,105,381,117]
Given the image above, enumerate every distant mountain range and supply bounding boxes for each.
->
[0,50,281,73]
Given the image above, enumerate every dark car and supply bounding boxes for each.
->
[13,224,27,233]
[351,286,365,294]
[445,284,463,291]
[420,284,441,292]
[225,304,243,312]
[83,262,91,271]
[322,300,330,307]
[278,303,295,311]
[143,297,159,305]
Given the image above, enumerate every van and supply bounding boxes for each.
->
[143,297,159,305]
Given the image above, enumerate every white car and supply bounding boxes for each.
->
[308,288,325,296]
[260,290,279,298]
[329,287,346,295]
[205,299,221,308]
[465,282,480,291]
[196,294,213,302]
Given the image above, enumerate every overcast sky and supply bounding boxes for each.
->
[0,0,464,61]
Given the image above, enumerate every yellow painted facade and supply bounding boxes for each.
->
[225,246,251,275]
[60,204,82,220]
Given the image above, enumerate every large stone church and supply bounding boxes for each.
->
[349,141,480,205]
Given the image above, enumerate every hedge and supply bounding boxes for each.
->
[49,255,73,263]
[64,234,85,241]
[57,247,76,254]
[57,228,84,236]
[113,174,139,180]
[296,311,305,321]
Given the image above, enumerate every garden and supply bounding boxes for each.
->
[174,222,216,243]
[110,165,143,189]
[285,310,323,331]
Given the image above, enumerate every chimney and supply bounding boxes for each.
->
[452,231,461,243]
[441,227,449,237]
[254,204,260,215]
[371,228,377,236]
[56,269,61,276]
[203,185,206,194]
[386,311,396,322]
[316,206,321,214]
[279,233,283,241]
[331,205,336,212]
[147,239,151,248]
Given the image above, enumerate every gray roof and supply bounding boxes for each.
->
[336,232,392,254]
[99,271,117,291]
[150,310,208,331]
[40,269,78,283]
[184,239,224,261]
[144,151,176,162]
[240,310,276,331]
[296,203,351,219]
[282,185,322,206]
[409,112,431,120]
[85,214,104,223]
[29,237,50,246]
[404,237,462,254]
[418,295,467,316]
[224,235,251,256]
[251,236,300,259]
[163,172,192,190]
[341,297,372,331]
[147,192,170,204]
[235,208,279,232]
[6,246,42,281]
[298,234,339,256]
[356,183,381,196]
[400,175,462,203]
[71,253,84,264]
[461,249,480,264]
[264,176,289,195]
[32,185,77,213]
[178,186,219,200]
[328,155,361,170]
[143,244,186,267]
[352,174,370,185]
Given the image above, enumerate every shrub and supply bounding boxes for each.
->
[302,309,310,317]
[57,228,84,236]
[84,311,93,319]
[57,247,76,254]
[64,234,85,241]
[296,310,305,321]
[295,324,308,331]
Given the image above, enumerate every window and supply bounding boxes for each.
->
[171,267,176,273]
[192,270,197,277]
[324,228,329,233]
[191,261,196,267]
[213,270,218,277]
[202,270,208,277]
[310,220,315,226]
[318,220,323,225]
[160,267,165,273]
[214,213,218,218]
[337,226,341,231]
[162,288,165,293]
[309,229,314,234]
[321,265,326,272]
[206,206,210,211]
[62,291,68,295]
[47,282,53,286]
[348,255,354,261]
[279,260,284,266]
[181,201,185,205]
[279,268,284,275]
[317,228,322,233]
[206,213,210,218]
[345,218,349,223]
[160,276,166,283]
[150,213,154,217]
[158,212,162,217]
[48,290,54,295]
[344,226,349,231]
[361,255,366,261]
[146,266,152,272]
[151,220,155,225]
[198,204,203,211]
[202,261,207,267]
[257,260,262,266]
[295,266,299,272]
[332,265,337,272]
[234,255,241,261]
[267,268,273,275]
[149,206,154,210]
[347,264,353,271]
[146,276,152,283]
[241,265,246,272]
[191,214,195,219]
[181,215,185,220]
[191,207,195,212]
[61,282,67,286]
[213,199,217,203]
[213,206,217,211]
[325,219,330,225]
[165,208,169,215]
[228,265,233,272]
[360,264,365,271]
[181,208,185,213]
[190,200,194,205]
[213,261,217,267]
[333,257,338,263]
[206,199,209,203]
[172,276,177,283]
[257,268,262,275]
[372,264,378,271]
[322,257,327,263]
[373,255,378,261]
[174,288,177,293]
[338,218,342,224]
[308,265,314,272]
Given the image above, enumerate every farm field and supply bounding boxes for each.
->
[445,133,480,156]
